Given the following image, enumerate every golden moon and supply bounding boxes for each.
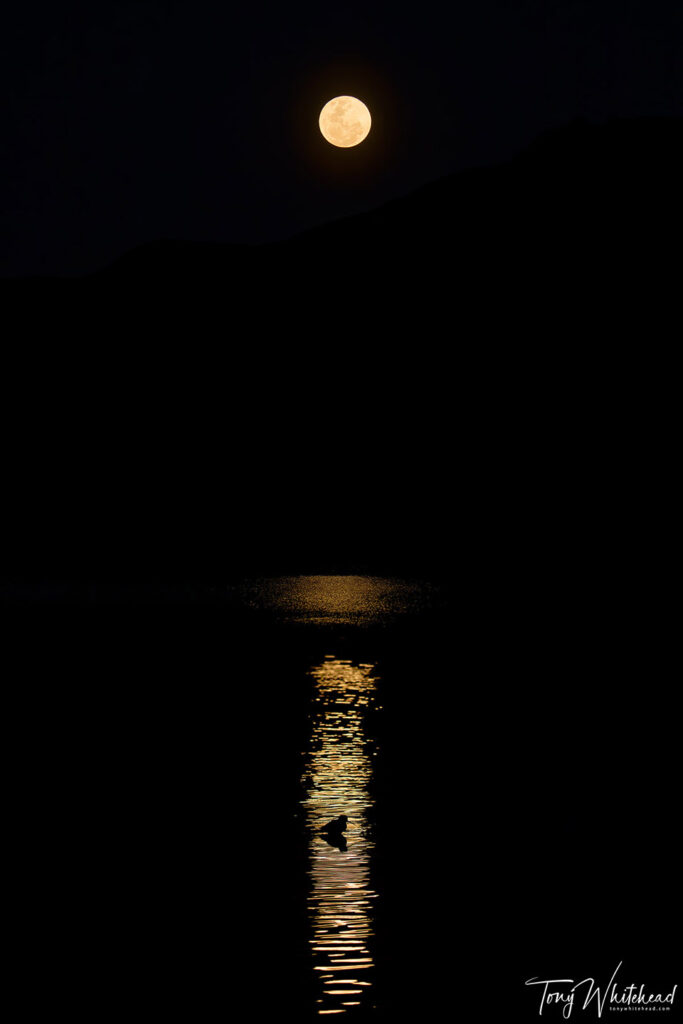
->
[319,96,372,148]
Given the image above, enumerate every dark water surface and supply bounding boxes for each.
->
[14,575,679,1020]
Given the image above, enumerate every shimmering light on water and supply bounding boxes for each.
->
[302,658,380,1016]
[241,575,432,625]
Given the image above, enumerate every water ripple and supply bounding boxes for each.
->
[301,658,380,1016]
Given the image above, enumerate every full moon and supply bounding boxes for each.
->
[319,96,372,148]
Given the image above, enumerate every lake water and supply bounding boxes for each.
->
[304,658,379,1016]
[232,574,451,1019]
[20,573,677,1022]
[238,574,438,626]
[237,576,440,1017]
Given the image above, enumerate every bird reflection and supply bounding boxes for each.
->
[301,657,379,1017]
[322,833,348,852]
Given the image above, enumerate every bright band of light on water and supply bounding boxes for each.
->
[302,658,380,1016]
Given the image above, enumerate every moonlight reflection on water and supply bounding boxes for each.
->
[241,575,432,625]
[302,657,380,1016]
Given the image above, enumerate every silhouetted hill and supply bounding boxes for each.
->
[8,115,682,306]
[2,116,680,586]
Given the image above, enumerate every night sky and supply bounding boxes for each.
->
[3,0,682,277]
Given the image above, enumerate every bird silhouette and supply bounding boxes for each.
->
[319,814,348,838]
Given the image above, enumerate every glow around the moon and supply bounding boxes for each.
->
[319,96,371,148]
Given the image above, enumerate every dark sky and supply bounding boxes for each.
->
[2,0,682,276]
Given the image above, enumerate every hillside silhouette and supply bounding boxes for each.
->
[2,116,680,587]
[7,116,682,319]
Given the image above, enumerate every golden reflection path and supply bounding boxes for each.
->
[302,657,380,1017]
